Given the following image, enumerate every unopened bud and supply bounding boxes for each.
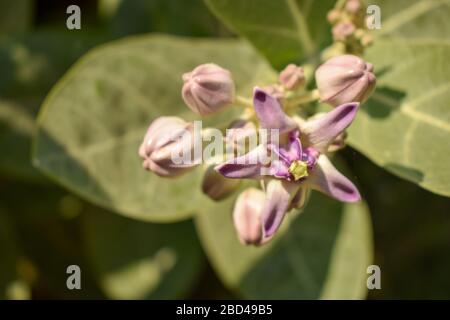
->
[315,54,376,106]
[226,120,257,156]
[233,188,266,245]
[182,63,235,115]
[202,165,240,201]
[279,64,305,90]
[327,9,341,24]
[345,0,362,14]
[139,116,198,177]
[332,21,356,41]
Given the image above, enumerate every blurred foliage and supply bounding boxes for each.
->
[0,0,449,300]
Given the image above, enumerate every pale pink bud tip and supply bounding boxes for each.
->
[139,116,198,177]
[315,54,376,107]
[332,21,356,41]
[345,0,362,14]
[279,64,305,90]
[182,63,235,116]
[233,188,266,246]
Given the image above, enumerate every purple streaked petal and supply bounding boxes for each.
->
[306,155,361,202]
[253,87,297,133]
[261,179,299,239]
[269,159,290,179]
[215,145,268,179]
[300,102,359,152]
[286,131,302,161]
[268,143,290,164]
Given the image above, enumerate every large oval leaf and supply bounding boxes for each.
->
[348,40,450,197]
[83,210,203,299]
[204,0,335,68]
[196,192,373,299]
[33,35,276,222]
[371,0,450,41]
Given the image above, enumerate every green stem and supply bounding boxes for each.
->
[234,95,253,109]
[285,89,320,109]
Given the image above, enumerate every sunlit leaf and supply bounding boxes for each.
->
[204,0,335,68]
[370,0,450,41]
[348,39,450,197]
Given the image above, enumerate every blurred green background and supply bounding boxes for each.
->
[1,0,450,299]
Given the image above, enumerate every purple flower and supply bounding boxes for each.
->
[215,88,361,243]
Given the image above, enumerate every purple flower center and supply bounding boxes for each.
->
[270,130,319,182]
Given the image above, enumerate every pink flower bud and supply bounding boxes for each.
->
[139,116,198,177]
[332,21,356,41]
[279,64,305,90]
[182,63,235,115]
[202,165,240,201]
[233,188,266,245]
[315,54,376,106]
[327,9,341,24]
[345,0,362,14]
[225,119,257,155]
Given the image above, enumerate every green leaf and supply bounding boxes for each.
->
[83,210,203,299]
[0,0,32,35]
[195,191,373,299]
[0,32,101,181]
[348,39,450,197]
[204,0,335,69]
[33,35,276,222]
[0,209,30,300]
[371,0,450,41]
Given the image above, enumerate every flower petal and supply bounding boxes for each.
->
[269,159,290,179]
[253,87,297,133]
[306,155,361,202]
[261,179,299,240]
[215,145,268,179]
[286,130,302,161]
[300,102,359,152]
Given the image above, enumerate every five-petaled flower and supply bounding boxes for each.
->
[215,88,361,244]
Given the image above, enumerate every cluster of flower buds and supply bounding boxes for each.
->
[139,53,376,246]
[324,0,373,59]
